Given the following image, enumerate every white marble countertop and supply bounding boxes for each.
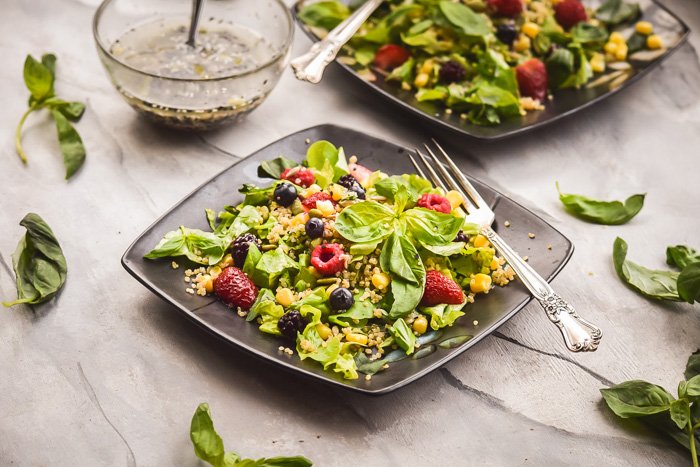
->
[1,0,699,465]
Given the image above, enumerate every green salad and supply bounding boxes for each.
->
[299,0,664,125]
[145,140,515,380]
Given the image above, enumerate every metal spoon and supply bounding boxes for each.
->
[186,0,206,47]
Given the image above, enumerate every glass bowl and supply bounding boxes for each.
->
[93,0,293,130]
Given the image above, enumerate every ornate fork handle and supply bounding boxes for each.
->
[482,227,602,352]
[291,0,384,83]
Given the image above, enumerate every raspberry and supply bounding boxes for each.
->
[337,174,366,200]
[554,0,587,30]
[214,267,258,310]
[373,44,411,71]
[439,60,466,84]
[516,58,548,102]
[487,0,523,18]
[301,192,336,211]
[310,243,346,276]
[231,233,261,268]
[277,310,308,340]
[280,167,315,188]
[417,194,452,214]
[421,270,465,306]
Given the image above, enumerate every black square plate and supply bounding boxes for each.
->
[122,125,573,394]
[292,0,689,140]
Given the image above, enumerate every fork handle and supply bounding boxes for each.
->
[482,226,602,352]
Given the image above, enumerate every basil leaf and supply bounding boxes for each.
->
[595,0,641,26]
[145,227,229,265]
[570,23,608,45]
[242,243,262,279]
[51,109,86,179]
[669,399,690,430]
[190,403,229,466]
[335,201,396,243]
[354,349,406,375]
[613,237,680,300]
[391,318,416,355]
[600,380,675,417]
[298,0,350,29]
[678,263,700,304]
[305,140,348,183]
[23,54,54,102]
[380,231,424,285]
[215,205,263,238]
[401,208,463,246]
[420,241,465,256]
[686,375,700,397]
[45,98,86,121]
[3,213,67,307]
[558,184,645,225]
[627,32,647,53]
[546,48,575,89]
[257,156,296,179]
[41,53,57,78]
[374,174,432,203]
[686,350,700,381]
[438,1,489,38]
[254,456,312,467]
[421,303,466,330]
[328,292,375,327]
[388,279,424,318]
[667,245,700,270]
[252,248,299,289]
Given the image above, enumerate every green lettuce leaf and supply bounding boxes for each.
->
[421,303,466,330]
[145,227,229,265]
[390,318,416,355]
[298,1,350,30]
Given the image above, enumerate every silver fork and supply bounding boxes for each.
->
[410,140,602,352]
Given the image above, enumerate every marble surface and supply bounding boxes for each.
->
[1,0,700,465]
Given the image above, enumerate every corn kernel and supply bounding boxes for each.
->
[470,273,493,294]
[490,259,500,270]
[514,34,531,52]
[604,41,618,55]
[609,32,625,45]
[473,234,489,248]
[647,34,663,50]
[614,42,628,61]
[412,316,428,335]
[420,59,434,74]
[276,288,294,307]
[346,333,368,345]
[316,323,333,340]
[220,254,234,268]
[414,72,429,88]
[590,52,606,73]
[522,22,540,38]
[202,275,214,293]
[316,200,335,217]
[371,272,391,290]
[635,21,653,36]
[445,190,464,209]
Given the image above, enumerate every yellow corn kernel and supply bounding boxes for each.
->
[220,254,234,268]
[609,32,625,45]
[603,41,618,55]
[316,323,333,340]
[590,52,606,73]
[208,266,222,280]
[371,272,391,290]
[420,59,434,74]
[412,316,428,335]
[276,288,294,307]
[614,42,628,61]
[316,200,336,217]
[635,21,653,36]
[473,234,489,248]
[489,259,500,270]
[290,212,309,227]
[346,333,368,345]
[647,34,663,50]
[414,72,430,89]
[445,190,464,209]
[202,275,214,293]
[470,273,493,294]
[522,22,540,39]
[514,34,531,52]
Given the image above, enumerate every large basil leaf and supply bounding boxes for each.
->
[669,399,690,430]
[335,201,396,243]
[678,263,700,304]
[23,54,54,102]
[686,374,700,397]
[570,23,608,46]
[600,380,675,417]
[298,1,349,29]
[374,174,432,203]
[3,213,67,307]
[388,279,424,318]
[391,318,416,355]
[257,156,296,179]
[595,0,641,26]
[438,1,489,38]
[145,227,229,265]
[401,208,463,246]
[557,183,645,225]
[686,350,700,380]
[613,237,680,300]
[667,245,700,270]
[305,140,348,184]
[380,231,424,285]
[420,241,465,257]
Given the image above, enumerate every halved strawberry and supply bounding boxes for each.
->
[214,267,258,310]
[373,44,411,71]
[516,58,548,102]
[487,0,523,18]
[347,163,373,187]
[281,167,315,188]
[421,270,465,306]
[554,0,587,30]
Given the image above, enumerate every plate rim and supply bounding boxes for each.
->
[121,123,574,395]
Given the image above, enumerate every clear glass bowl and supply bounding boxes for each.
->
[93,0,293,130]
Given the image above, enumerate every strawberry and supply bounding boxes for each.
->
[348,163,373,187]
[301,192,336,211]
[214,267,258,310]
[280,167,315,188]
[417,193,452,214]
[373,44,411,71]
[487,0,523,18]
[311,243,347,276]
[554,0,588,30]
[516,58,548,102]
[421,270,465,306]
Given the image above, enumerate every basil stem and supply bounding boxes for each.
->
[14,105,37,164]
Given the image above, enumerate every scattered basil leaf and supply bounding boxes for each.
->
[557,183,645,225]
[595,0,641,26]
[613,237,680,301]
[438,1,489,38]
[669,399,690,430]
[45,97,86,121]
[667,246,700,270]
[23,55,54,102]
[41,53,57,78]
[686,350,700,381]
[3,213,67,307]
[687,375,700,398]
[298,1,350,30]
[600,380,675,417]
[257,156,296,179]
[391,318,417,355]
[51,109,86,179]
[678,263,700,305]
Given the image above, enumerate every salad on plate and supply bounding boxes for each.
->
[145,140,515,380]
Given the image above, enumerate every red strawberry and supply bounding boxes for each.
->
[374,44,411,71]
[421,270,465,306]
[348,163,373,187]
[487,0,523,18]
[301,192,336,211]
[310,243,347,276]
[417,193,452,214]
[554,0,588,30]
[281,167,315,188]
[214,267,258,310]
[516,58,548,102]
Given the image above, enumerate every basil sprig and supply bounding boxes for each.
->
[557,183,645,225]
[191,403,312,467]
[3,213,67,307]
[601,352,700,467]
[595,0,641,26]
[15,53,87,179]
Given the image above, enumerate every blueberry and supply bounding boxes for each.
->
[337,174,366,200]
[454,231,469,243]
[329,287,354,311]
[305,218,324,239]
[496,23,517,45]
[273,182,297,207]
